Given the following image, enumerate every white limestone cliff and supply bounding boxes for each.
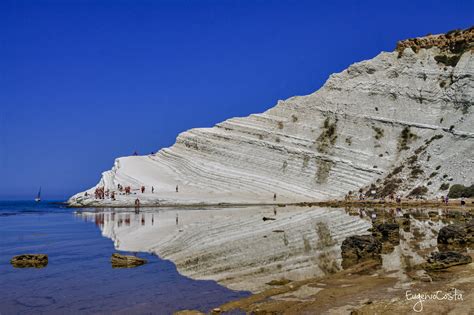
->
[69,29,474,207]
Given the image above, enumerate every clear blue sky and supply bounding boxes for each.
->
[1,0,472,200]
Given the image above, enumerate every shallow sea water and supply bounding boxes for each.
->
[0,201,249,315]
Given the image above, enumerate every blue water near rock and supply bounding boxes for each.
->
[0,201,249,314]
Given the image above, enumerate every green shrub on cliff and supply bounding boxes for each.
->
[448,184,474,198]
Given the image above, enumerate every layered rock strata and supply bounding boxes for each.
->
[70,28,474,207]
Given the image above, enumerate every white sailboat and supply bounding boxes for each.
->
[35,187,41,202]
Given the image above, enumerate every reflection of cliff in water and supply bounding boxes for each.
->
[77,206,465,292]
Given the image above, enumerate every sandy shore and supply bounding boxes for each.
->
[176,257,474,315]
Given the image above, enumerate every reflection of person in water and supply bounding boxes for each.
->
[371,212,377,221]
[134,198,140,214]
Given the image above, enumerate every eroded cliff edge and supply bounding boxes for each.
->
[69,28,474,207]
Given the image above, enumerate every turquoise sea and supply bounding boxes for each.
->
[0,201,249,314]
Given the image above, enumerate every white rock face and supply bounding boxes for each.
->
[69,41,473,207]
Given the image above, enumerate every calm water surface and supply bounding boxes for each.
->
[0,201,249,315]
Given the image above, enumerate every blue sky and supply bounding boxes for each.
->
[1,0,472,200]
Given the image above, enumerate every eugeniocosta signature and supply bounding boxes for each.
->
[405,288,463,312]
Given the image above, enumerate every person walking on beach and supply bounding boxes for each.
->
[273,193,277,201]
[445,196,449,205]
[176,213,179,225]
[152,186,154,193]
[141,186,145,193]
[273,207,277,216]
[176,185,179,193]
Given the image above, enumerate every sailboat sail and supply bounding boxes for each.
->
[35,187,41,202]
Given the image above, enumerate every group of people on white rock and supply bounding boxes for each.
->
[86,182,183,208]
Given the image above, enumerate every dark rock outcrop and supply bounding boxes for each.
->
[371,222,400,243]
[422,251,472,270]
[396,27,473,55]
[266,278,291,286]
[437,220,474,247]
[396,217,410,232]
[341,235,382,269]
[370,222,400,254]
[111,253,147,268]
[10,254,48,268]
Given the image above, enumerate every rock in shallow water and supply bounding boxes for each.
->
[111,253,147,268]
[10,254,48,268]
[341,235,382,269]
[422,251,472,270]
[437,220,474,247]
[370,222,400,254]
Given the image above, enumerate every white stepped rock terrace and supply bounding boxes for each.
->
[78,206,373,292]
[69,31,473,207]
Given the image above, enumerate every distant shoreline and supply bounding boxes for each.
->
[68,198,474,210]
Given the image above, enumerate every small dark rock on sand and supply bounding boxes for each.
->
[266,278,292,286]
[422,251,472,270]
[111,253,147,268]
[11,254,48,268]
